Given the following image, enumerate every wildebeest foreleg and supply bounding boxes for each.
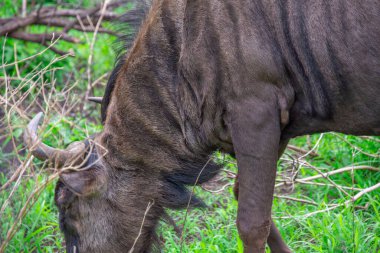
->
[267,222,292,253]
[228,93,281,253]
[265,140,292,253]
[234,174,292,253]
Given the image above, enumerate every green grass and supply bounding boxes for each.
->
[1,1,380,253]
[0,174,62,252]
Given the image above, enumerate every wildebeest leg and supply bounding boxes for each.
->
[233,187,292,253]
[266,140,292,253]
[267,222,292,253]
[234,180,291,253]
[233,139,289,200]
[228,93,281,253]
[233,139,292,253]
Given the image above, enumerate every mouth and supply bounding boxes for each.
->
[55,182,80,253]
[65,239,80,253]
[60,218,80,253]
[61,221,80,253]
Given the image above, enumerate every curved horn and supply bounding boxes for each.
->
[24,112,86,167]
[88,96,103,104]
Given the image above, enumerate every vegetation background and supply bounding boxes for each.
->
[0,1,379,253]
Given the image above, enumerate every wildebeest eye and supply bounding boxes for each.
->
[55,180,76,209]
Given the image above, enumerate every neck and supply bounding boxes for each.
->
[97,2,221,250]
[100,0,212,169]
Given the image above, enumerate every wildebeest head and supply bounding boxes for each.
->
[22,1,223,251]
[23,113,166,253]
[24,111,217,253]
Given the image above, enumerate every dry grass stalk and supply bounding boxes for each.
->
[179,157,213,253]
[85,0,111,101]
[128,200,155,253]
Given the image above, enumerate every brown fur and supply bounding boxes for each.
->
[54,0,380,252]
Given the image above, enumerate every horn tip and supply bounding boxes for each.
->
[24,112,44,146]
[30,112,44,127]
[35,111,44,120]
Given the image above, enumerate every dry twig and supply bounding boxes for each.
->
[0,1,125,55]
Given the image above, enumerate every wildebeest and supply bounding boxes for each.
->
[24,0,380,252]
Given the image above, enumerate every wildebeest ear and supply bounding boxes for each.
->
[60,168,107,197]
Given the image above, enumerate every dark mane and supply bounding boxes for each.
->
[101,1,152,122]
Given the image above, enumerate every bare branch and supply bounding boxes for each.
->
[0,1,125,54]
[35,18,117,35]
[9,31,80,44]
[287,144,319,157]
[0,15,37,36]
